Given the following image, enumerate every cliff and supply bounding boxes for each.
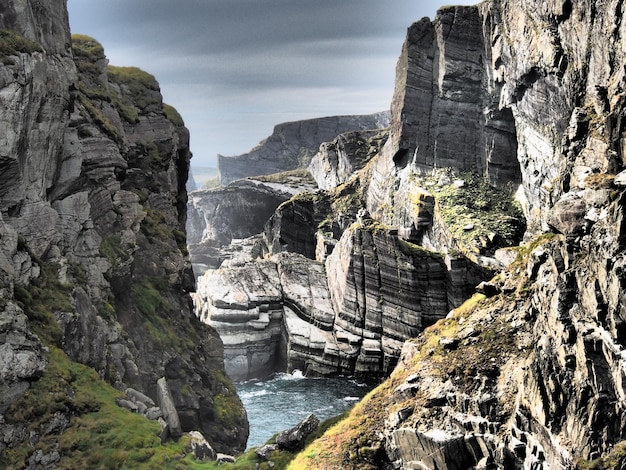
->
[0,2,247,466]
[289,0,626,468]
[217,111,390,184]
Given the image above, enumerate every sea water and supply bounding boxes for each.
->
[236,370,374,449]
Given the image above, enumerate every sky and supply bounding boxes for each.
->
[67,1,478,168]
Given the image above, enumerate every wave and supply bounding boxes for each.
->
[239,389,271,400]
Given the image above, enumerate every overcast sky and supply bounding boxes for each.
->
[67,1,478,168]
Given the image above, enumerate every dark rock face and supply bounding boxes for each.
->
[196,224,490,382]
[262,192,334,260]
[382,8,519,184]
[0,2,247,462]
[275,414,320,451]
[217,112,390,184]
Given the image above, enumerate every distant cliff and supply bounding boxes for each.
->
[0,1,247,466]
[217,111,390,184]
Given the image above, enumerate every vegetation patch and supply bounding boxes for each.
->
[108,65,161,111]
[131,277,167,319]
[163,103,185,127]
[0,28,42,64]
[141,208,172,242]
[71,34,105,62]
[13,262,71,345]
[130,276,197,351]
[1,347,194,469]
[584,172,616,189]
[77,93,123,144]
[397,238,442,259]
[251,169,316,186]
[434,171,525,254]
[100,235,131,269]
[577,441,626,469]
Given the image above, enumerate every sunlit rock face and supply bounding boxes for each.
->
[295,1,626,468]
[308,129,389,190]
[217,112,390,185]
[0,1,247,458]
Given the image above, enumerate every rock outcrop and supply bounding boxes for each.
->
[309,129,389,190]
[0,2,247,465]
[186,172,317,274]
[217,112,390,184]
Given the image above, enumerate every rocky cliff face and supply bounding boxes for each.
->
[0,2,247,466]
[290,1,626,468]
[217,111,390,184]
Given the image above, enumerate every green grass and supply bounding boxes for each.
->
[141,208,172,242]
[0,347,196,470]
[108,65,161,111]
[132,277,167,319]
[100,235,131,268]
[0,28,42,64]
[71,34,105,61]
[577,442,626,469]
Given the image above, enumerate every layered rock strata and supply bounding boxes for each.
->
[195,220,491,382]
[0,3,247,464]
[217,112,390,184]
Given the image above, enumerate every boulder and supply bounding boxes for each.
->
[216,453,236,464]
[275,414,320,451]
[255,444,279,461]
[547,195,587,235]
[187,431,216,461]
[115,398,138,413]
[125,387,156,408]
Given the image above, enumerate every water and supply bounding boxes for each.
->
[236,370,374,449]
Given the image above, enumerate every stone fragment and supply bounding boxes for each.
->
[216,453,236,464]
[144,407,162,421]
[547,195,587,235]
[475,281,501,297]
[275,414,320,451]
[115,398,138,413]
[125,387,156,408]
[156,377,182,439]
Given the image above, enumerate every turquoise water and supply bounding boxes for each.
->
[236,371,374,449]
